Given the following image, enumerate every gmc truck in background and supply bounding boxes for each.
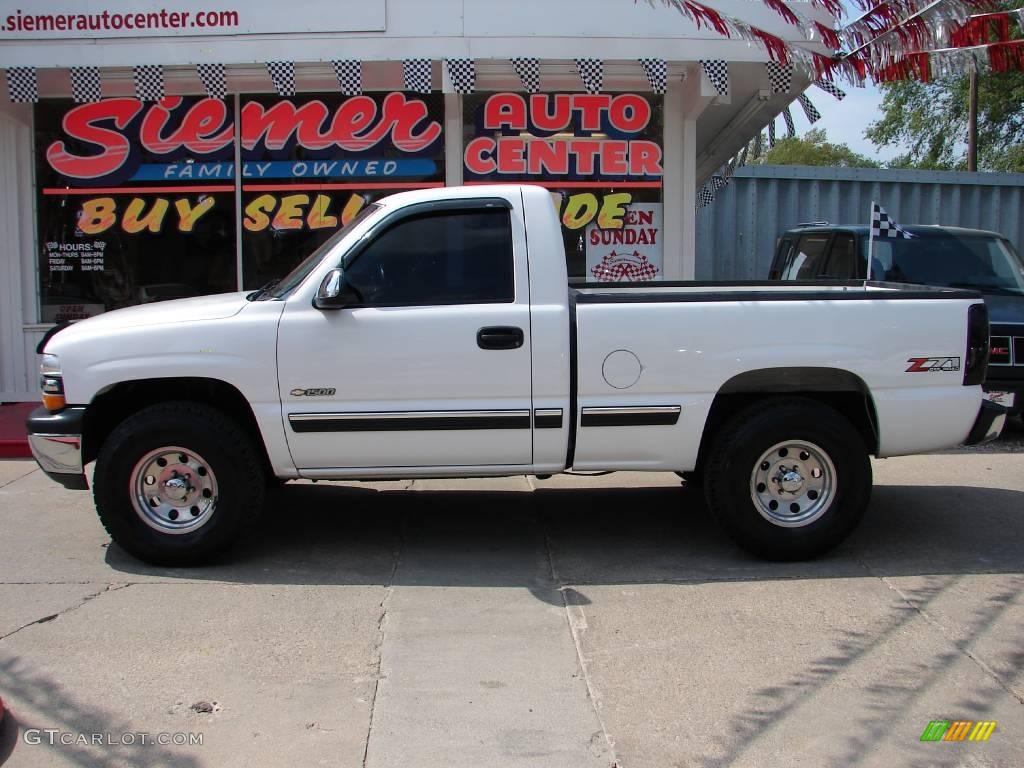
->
[769,223,1024,417]
[29,185,1003,565]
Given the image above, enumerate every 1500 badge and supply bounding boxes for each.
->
[290,388,336,397]
[906,357,961,373]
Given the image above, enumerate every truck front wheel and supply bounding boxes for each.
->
[704,398,872,560]
[93,402,265,566]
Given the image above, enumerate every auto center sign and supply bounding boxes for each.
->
[0,0,384,39]
[464,93,663,179]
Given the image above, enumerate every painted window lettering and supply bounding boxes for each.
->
[35,92,445,318]
[465,93,661,177]
[45,94,441,181]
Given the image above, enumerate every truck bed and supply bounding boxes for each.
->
[571,280,982,302]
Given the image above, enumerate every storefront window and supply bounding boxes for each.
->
[33,92,446,321]
[34,97,238,322]
[239,92,445,289]
[462,92,664,282]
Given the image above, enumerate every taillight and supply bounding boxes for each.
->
[963,302,989,385]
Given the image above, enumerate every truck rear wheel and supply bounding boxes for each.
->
[93,402,265,566]
[704,398,872,560]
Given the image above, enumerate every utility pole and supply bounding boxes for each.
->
[967,58,978,171]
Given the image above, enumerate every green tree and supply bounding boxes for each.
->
[752,128,880,167]
[866,72,1024,172]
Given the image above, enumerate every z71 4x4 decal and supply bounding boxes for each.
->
[906,357,961,373]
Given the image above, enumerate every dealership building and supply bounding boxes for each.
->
[0,0,834,401]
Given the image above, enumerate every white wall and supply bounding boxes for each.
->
[0,102,39,401]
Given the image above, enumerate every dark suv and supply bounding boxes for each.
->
[768,224,1024,416]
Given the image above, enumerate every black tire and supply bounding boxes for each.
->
[93,401,265,566]
[703,398,872,560]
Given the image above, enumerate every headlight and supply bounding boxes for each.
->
[39,354,65,411]
[41,354,61,376]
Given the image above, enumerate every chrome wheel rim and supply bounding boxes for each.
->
[130,446,218,534]
[749,440,836,527]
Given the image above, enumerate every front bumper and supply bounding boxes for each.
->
[26,406,88,490]
[964,400,1008,446]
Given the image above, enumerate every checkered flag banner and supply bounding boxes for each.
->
[70,66,102,103]
[700,59,729,97]
[511,58,540,93]
[782,106,796,138]
[765,62,793,94]
[797,93,821,124]
[6,67,38,103]
[575,58,603,94]
[736,142,749,168]
[753,130,764,159]
[814,79,846,101]
[403,59,432,94]
[639,58,667,95]
[445,58,475,94]
[870,203,915,239]
[196,63,226,99]
[333,59,361,96]
[768,118,777,148]
[697,175,730,209]
[134,65,165,101]
[266,61,295,97]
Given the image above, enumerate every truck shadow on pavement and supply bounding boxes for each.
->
[104,481,1024,596]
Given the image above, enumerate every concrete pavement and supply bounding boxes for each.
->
[0,445,1022,767]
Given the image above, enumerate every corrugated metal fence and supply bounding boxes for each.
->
[695,165,1024,280]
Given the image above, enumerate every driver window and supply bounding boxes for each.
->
[783,234,830,279]
[823,234,857,278]
[343,209,514,306]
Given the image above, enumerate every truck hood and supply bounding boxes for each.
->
[46,292,251,350]
[74,291,248,329]
[982,293,1024,324]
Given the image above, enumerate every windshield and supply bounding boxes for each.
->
[254,204,381,300]
[862,233,1024,294]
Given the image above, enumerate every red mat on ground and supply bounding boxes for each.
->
[0,402,37,458]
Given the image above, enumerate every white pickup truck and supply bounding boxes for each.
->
[29,185,1004,565]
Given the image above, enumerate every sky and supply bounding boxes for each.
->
[801,81,900,162]
[796,1,904,164]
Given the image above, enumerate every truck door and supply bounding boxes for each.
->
[276,198,534,470]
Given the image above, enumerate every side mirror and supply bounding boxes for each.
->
[314,268,350,310]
